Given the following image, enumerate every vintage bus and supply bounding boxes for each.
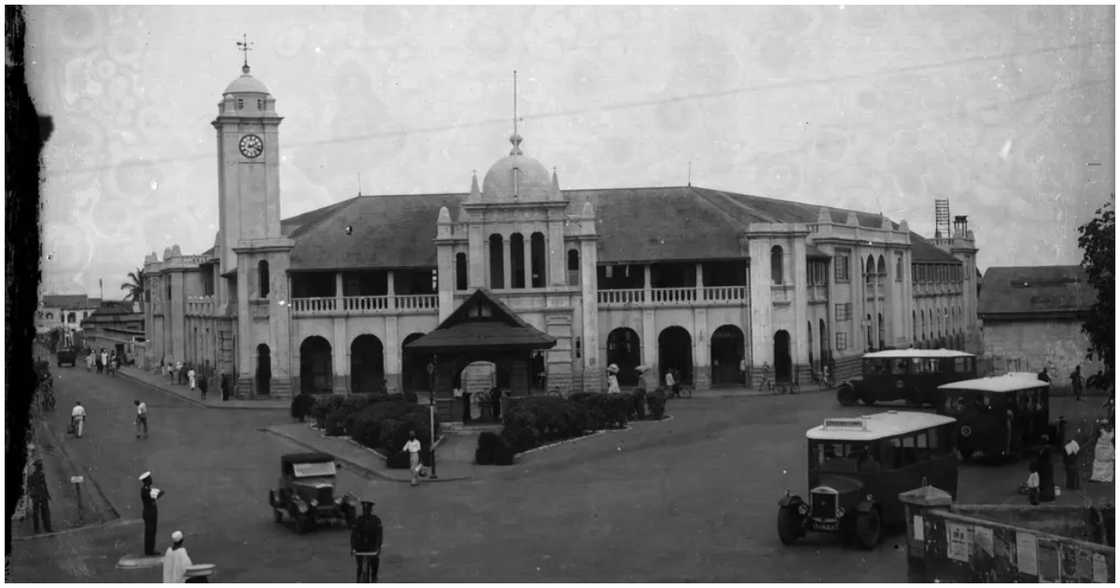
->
[836,349,977,407]
[935,373,1052,462]
[777,411,959,549]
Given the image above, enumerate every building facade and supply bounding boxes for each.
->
[36,294,101,336]
[140,65,981,399]
[978,265,1104,389]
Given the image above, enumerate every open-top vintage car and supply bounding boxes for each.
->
[777,411,959,549]
[269,452,359,533]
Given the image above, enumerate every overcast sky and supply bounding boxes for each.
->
[23,5,1115,297]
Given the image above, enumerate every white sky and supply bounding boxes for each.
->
[22,5,1115,297]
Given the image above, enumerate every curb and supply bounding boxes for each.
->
[38,419,121,519]
[118,370,287,410]
[260,426,471,484]
[116,553,163,570]
[513,415,672,459]
[12,517,142,542]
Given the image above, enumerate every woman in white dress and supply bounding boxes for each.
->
[1090,423,1114,483]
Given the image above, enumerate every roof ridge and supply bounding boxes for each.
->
[693,186,783,223]
[689,187,764,227]
[285,195,363,239]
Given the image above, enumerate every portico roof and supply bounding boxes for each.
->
[404,289,556,353]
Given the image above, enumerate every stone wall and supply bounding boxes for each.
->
[981,318,1106,391]
[901,486,1114,583]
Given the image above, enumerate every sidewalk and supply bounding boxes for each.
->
[264,421,480,484]
[117,366,288,410]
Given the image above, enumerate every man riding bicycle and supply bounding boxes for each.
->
[70,401,87,438]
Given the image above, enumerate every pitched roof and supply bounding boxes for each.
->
[909,233,960,264]
[281,185,919,269]
[978,265,1095,319]
[42,294,92,309]
[404,289,556,352]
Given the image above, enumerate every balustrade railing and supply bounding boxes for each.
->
[343,295,390,312]
[701,285,746,301]
[395,294,439,310]
[291,297,337,314]
[185,296,214,316]
[597,289,645,305]
[650,287,697,304]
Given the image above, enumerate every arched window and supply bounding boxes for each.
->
[866,255,875,283]
[46,312,53,320]
[256,99,263,110]
[896,254,904,282]
[770,245,784,285]
[877,255,886,278]
[530,232,546,287]
[455,252,468,290]
[257,260,270,298]
[489,234,504,288]
[567,249,580,286]
[237,98,244,110]
[510,233,526,288]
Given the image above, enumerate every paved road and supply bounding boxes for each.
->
[15,366,1097,582]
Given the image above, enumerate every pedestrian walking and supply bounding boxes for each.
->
[403,431,423,487]
[350,500,383,582]
[1024,461,1040,505]
[135,400,149,439]
[70,401,86,438]
[760,361,773,392]
[664,369,677,398]
[197,373,208,401]
[1063,439,1081,490]
[1072,365,1083,401]
[95,350,104,374]
[1037,436,1055,502]
[100,349,109,374]
[27,459,52,534]
[1090,423,1114,483]
[85,350,95,372]
[140,472,166,556]
[633,366,652,420]
[175,361,185,385]
[187,366,197,391]
[606,364,621,395]
[162,530,192,583]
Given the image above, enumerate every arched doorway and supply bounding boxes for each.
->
[773,330,792,383]
[350,335,385,394]
[710,325,744,387]
[606,327,641,386]
[458,360,497,421]
[401,332,429,392]
[299,336,332,394]
[659,326,693,385]
[256,344,271,396]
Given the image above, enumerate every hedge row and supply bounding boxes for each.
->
[295,393,439,468]
[475,431,515,466]
[501,396,592,454]
[568,392,633,430]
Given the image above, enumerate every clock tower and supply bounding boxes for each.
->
[212,49,294,398]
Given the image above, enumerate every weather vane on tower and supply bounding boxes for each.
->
[510,69,523,155]
[237,33,254,74]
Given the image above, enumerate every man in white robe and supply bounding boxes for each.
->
[163,530,192,583]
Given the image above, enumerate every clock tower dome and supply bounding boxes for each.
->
[211,48,294,399]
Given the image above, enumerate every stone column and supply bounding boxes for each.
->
[502,235,512,290]
[335,272,344,311]
[235,263,252,396]
[333,317,348,393]
[387,270,395,309]
[523,237,533,289]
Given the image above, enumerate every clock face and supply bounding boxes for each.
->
[239,134,263,159]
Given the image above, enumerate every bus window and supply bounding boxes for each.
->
[915,431,932,460]
[928,359,941,373]
[897,435,917,466]
[927,427,943,453]
[891,359,908,375]
[910,358,924,373]
[814,441,871,471]
[953,357,966,372]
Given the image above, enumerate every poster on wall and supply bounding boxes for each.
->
[973,525,993,557]
[946,522,971,562]
[1016,533,1038,576]
[1092,553,1109,583]
[1037,542,1060,582]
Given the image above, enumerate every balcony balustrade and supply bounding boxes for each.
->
[597,286,745,308]
[185,296,214,316]
[292,294,438,316]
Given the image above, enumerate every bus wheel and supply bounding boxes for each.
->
[855,509,881,550]
[859,394,876,406]
[837,384,858,406]
[777,507,804,545]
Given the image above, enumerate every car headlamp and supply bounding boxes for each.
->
[310,499,319,507]
[866,494,874,502]
[298,503,309,513]
[334,497,343,505]
[837,506,846,518]
[797,503,809,516]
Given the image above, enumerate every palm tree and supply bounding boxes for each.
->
[120,267,144,303]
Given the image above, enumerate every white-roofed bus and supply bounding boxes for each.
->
[777,411,958,550]
[836,348,977,408]
[935,373,1054,462]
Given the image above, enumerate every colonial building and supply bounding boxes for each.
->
[139,63,980,401]
[978,265,1104,388]
[80,301,145,361]
[36,294,100,336]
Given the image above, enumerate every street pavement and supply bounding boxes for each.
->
[10,363,1113,582]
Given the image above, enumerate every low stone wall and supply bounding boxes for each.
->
[901,486,1115,583]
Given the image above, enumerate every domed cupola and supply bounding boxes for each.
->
[479,133,560,202]
[217,61,279,118]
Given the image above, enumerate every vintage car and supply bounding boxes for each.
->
[836,348,977,407]
[777,411,959,549]
[936,372,1054,462]
[56,346,77,367]
[268,452,359,533]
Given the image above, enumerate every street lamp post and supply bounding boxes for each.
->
[427,354,439,480]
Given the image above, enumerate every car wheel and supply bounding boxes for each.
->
[855,509,881,550]
[837,384,858,406]
[297,514,314,534]
[777,507,803,545]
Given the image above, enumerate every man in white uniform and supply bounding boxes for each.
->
[162,530,192,583]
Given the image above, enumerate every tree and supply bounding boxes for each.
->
[1076,198,1114,376]
[120,267,144,303]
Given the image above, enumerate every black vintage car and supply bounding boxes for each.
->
[56,346,77,367]
[777,411,959,549]
[268,452,359,533]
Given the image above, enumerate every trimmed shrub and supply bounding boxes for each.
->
[324,411,348,436]
[569,393,631,429]
[500,396,594,453]
[647,388,667,420]
[475,431,501,465]
[336,399,439,469]
[290,393,315,422]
